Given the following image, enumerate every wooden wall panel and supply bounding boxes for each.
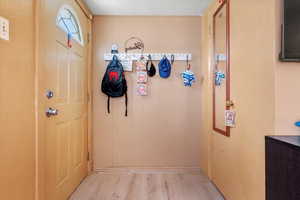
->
[0,1,36,199]
[92,16,202,169]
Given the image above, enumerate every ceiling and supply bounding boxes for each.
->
[83,0,213,16]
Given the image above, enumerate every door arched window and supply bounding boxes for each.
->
[56,5,84,45]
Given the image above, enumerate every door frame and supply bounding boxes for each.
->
[212,0,231,137]
[34,1,93,199]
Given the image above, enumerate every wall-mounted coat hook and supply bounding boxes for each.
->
[104,53,192,62]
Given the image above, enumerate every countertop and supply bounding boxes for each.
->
[266,136,300,149]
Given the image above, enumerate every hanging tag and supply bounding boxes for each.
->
[215,71,225,86]
[137,71,148,83]
[137,84,147,96]
[121,59,133,71]
[225,110,236,127]
[67,33,72,48]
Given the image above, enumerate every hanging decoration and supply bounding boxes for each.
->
[136,58,148,96]
[137,71,148,83]
[137,84,147,96]
[124,37,145,54]
[225,110,236,127]
[181,56,196,87]
[215,71,225,86]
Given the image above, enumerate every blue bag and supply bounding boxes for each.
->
[158,56,172,78]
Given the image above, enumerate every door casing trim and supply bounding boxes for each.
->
[212,0,231,137]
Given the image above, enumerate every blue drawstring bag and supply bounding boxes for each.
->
[159,56,172,78]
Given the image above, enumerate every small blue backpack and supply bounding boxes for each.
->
[158,56,172,78]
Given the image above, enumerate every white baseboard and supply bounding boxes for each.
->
[94,167,202,174]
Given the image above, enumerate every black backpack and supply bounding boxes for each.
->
[101,55,128,116]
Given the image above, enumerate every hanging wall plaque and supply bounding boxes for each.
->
[121,59,133,71]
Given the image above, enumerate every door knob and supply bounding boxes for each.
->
[46,108,58,117]
[226,100,234,107]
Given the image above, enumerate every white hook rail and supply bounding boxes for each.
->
[104,53,192,61]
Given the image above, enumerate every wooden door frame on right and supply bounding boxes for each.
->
[212,0,231,137]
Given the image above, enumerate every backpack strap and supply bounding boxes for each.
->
[125,92,128,117]
[112,55,118,61]
[107,96,110,114]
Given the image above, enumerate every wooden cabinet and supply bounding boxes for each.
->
[266,136,300,200]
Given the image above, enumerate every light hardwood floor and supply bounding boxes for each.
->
[69,169,224,200]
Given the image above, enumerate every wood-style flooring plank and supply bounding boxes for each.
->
[69,170,224,200]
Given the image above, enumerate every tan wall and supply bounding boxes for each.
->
[201,0,276,200]
[0,1,36,199]
[274,0,300,136]
[92,16,202,169]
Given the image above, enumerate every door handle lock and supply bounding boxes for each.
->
[46,108,58,117]
[226,100,234,107]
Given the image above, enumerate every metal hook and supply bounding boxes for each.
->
[171,54,175,65]
[186,55,191,70]
[140,54,145,60]
[186,55,189,66]
[187,64,191,70]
